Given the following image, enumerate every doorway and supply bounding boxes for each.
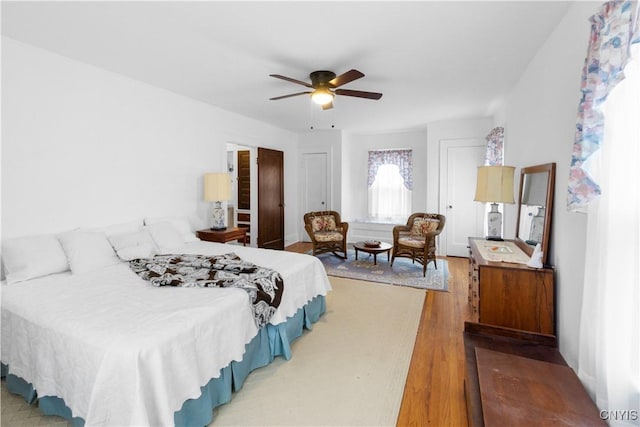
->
[439,139,486,256]
[226,143,257,246]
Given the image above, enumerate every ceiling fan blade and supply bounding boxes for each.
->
[322,100,334,110]
[269,74,313,88]
[335,88,383,100]
[269,92,311,100]
[329,69,365,88]
[270,92,312,101]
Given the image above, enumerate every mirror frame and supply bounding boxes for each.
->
[514,162,556,265]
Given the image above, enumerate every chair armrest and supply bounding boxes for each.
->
[304,224,317,242]
[421,230,443,252]
[424,228,444,238]
[338,222,349,235]
[392,225,411,239]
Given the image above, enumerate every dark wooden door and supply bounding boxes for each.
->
[257,147,284,250]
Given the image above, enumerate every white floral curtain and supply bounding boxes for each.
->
[367,149,412,221]
[575,1,639,422]
[579,42,639,422]
[484,126,504,166]
[567,0,640,212]
[367,150,413,190]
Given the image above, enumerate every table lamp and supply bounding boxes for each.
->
[204,172,232,230]
[474,165,515,240]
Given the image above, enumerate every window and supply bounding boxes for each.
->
[367,149,412,221]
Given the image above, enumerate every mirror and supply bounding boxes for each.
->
[515,162,556,265]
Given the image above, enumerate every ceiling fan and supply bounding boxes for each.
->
[269,69,383,110]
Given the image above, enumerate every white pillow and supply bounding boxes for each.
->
[109,229,157,261]
[146,222,185,253]
[144,217,198,242]
[1,234,69,284]
[90,219,143,237]
[58,230,122,274]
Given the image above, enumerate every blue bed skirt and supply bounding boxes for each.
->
[2,294,326,427]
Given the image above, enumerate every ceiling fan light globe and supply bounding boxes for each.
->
[311,90,334,106]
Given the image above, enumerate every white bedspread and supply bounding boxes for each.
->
[1,242,331,426]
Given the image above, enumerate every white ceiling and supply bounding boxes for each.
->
[1,1,572,133]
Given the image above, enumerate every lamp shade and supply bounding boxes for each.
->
[474,166,516,204]
[203,173,231,202]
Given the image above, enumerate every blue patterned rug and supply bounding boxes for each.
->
[313,249,449,292]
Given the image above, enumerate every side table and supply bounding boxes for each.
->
[196,227,247,246]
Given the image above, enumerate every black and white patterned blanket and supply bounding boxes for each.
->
[129,253,283,327]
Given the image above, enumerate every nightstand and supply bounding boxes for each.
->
[196,227,247,246]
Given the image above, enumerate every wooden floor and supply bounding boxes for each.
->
[286,242,472,426]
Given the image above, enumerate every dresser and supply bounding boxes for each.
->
[468,237,555,336]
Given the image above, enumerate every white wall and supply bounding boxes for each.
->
[1,38,299,244]
[494,1,599,369]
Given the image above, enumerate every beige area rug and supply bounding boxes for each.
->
[0,277,424,427]
[212,276,425,426]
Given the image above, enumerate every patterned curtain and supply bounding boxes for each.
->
[367,149,413,190]
[484,127,504,166]
[567,0,640,212]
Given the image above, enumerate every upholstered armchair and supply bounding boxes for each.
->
[304,211,349,259]
[391,213,446,276]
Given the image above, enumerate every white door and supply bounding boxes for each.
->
[301,152,328,241]
[439,139,486,256]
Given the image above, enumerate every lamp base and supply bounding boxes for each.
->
[211,201,226,231]
[486,203,503,240]
[210,226,227,231]
[485,236,504,241]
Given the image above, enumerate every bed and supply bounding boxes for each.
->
[1,219,331,426]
